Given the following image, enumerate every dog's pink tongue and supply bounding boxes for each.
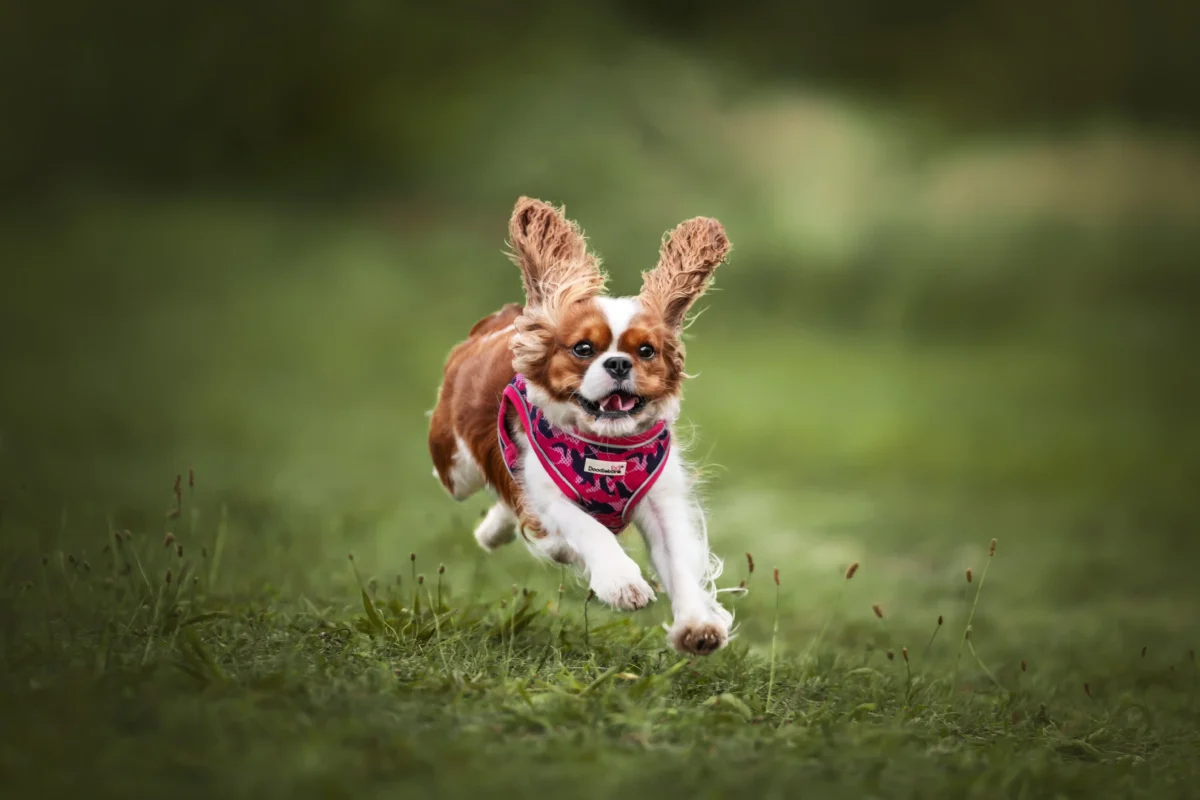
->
[603,394,637,413]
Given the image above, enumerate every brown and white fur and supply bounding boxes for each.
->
[428,197,733,655]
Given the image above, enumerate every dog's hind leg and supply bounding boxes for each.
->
[429,393,486,502]
[474,501,517,551]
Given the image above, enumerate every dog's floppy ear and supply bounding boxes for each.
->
[506,197,605,312]
[640,217,731,331]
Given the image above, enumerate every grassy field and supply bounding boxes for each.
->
[1,197,1198,798]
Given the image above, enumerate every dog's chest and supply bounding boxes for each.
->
[497,378,671,534]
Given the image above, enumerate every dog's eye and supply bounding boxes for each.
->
[637,344,656,359]
[571,341,594,358]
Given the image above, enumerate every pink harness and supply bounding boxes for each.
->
[498,375,671,534]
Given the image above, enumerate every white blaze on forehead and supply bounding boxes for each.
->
[595,296,640,342]
[579,296,641,402]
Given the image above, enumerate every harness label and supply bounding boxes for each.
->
[584,458,627,477]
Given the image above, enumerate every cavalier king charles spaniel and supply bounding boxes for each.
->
[428,197,733,655]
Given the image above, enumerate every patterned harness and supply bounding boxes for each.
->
[497,375,671,534]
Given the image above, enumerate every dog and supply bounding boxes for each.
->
[428,197,733,655]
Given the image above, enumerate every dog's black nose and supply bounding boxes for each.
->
[603,355,632,379]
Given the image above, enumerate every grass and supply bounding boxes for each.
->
[2,507,1198,799]
[0,198,1198,797]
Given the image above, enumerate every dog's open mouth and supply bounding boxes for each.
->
[574,391,647,418]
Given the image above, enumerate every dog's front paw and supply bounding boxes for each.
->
[590,569,656,612]
[668,617,730,656]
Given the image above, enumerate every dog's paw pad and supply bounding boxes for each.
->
[669,619,729,656]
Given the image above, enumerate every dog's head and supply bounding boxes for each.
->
[506,197,730,438]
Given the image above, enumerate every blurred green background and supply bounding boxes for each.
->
[2,0,1199,653]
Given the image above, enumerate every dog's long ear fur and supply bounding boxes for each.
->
[506,197,605,314]
[640,217,731,331]
[507,197,606,377]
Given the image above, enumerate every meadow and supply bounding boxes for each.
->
[3,51,1200,794]
[1,180,1198,798]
